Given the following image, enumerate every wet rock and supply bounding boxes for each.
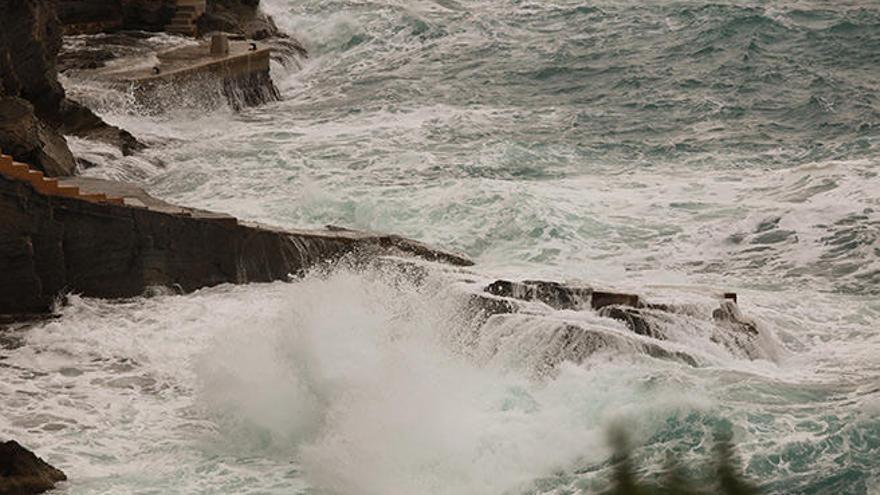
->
[598,306,658,338]
[590,290,642,310]
[485,279,592,310]
[0,0,143,165]
[532,323,697,375]
[713,301,759,337]
[0,440,66,495]
[0,98,76,177]
[197,0,284,40]
[56,99,143,156]
[57,47,117,72]
[711,300,766,359]
[0,174,471,315]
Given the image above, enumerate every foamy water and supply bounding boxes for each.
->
[3,1,880,494]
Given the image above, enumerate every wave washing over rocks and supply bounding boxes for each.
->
[2,1,880,494]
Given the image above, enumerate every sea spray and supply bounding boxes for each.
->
[194,268,712,494]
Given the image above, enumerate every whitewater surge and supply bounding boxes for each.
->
[3,0,880,494]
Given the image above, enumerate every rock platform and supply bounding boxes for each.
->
[0,153,472,318]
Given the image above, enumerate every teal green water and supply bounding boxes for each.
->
[4,1,880,494]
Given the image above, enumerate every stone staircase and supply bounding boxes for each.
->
[166,0,207,36]
[0,152,124,206]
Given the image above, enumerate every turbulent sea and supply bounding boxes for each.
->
[4,1,880,494]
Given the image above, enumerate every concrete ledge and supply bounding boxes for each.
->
[110,41,271,85]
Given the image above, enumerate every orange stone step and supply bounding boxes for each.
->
[32,177,60,195]
[79,193,108,203]
[5,162,33,180]
[54,185,81,198]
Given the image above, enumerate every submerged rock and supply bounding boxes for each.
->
[0,441,66,495]
[473,278,765,366]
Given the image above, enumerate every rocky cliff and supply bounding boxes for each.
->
[0,172,471,317]
[0,441,66,495]
[0,0,142,176]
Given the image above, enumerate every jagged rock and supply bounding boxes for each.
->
[485,279,592,310]
[477,278,765,364]
[56,99,143,156]
[713,300,759,336]
[0,0,143,166]
[0,98,76,177]
[0,441,66,495]
[550,323,697,369]
[57,0,123,33]
[120,0,176,31]
[57,47,117,72]
[590,290,642,309]
[598,306,657,338]
[0,0,67,119]
[197,0,283,40]
[0,174,471,315]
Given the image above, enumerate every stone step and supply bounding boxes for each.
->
[0,151,125,205]
[79,192,109,203]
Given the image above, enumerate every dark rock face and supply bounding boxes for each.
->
[120,0,177,31]
[486,279,592,310]
[0,441,66,495]
[198,0,283,40]
[58,0,177,33]
[0,0,67,119]
[0,174,471,315]
[57,99,142,156]
[222,69,281,110]
[0,0,143,174]
[57,0,124,33]
[474,278,764,365]
[597,306,657,338]
[0,98,76,177]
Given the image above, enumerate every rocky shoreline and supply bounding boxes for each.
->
[0,1,769,491]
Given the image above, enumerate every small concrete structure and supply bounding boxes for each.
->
[210,33,230,56]
[93,38,279,110]
[107,40,270,85]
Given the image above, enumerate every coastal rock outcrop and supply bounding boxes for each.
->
[197,0,283,40]
[0,0,142,174]
[475,278,767,364]
[0,172,471,317]
[0,98,76,177]
[0,441,66,495]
